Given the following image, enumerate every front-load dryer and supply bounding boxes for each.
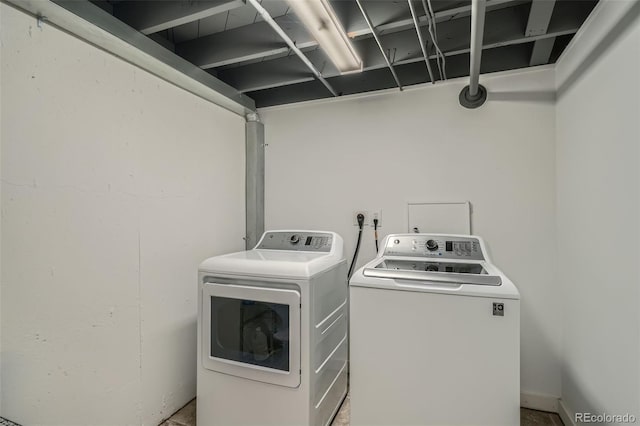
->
[349,234,520,426]
[198,230,348,426]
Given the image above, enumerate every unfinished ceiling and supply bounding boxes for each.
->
[86,0,597,107]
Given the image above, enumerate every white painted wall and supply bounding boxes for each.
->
[0,6,3,412]
[0,4,245,425]
[555,1,640,423]
[260,67,560,401]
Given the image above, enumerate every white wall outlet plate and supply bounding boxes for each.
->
[371,210,382,228]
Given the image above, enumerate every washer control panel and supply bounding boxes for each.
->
[383,235,484,260]
[257,231,333,252]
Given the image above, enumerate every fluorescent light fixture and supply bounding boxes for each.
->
[287,0,363,74]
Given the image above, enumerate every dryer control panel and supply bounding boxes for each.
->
[256,231,333,252]
[383,235,484,260]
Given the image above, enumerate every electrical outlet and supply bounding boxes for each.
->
[353,211,368,226]
[371,210,382,228]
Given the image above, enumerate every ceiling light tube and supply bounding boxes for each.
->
[247,0,337,96]
[287,0,363,74]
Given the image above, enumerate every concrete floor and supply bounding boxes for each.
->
[161,399,196,426]
[162,397,564,426]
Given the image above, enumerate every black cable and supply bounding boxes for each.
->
[348,214,365,280]
[373,218,379,253]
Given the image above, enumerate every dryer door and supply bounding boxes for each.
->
[202,283,301,388]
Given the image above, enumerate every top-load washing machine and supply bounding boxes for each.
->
[197,230,348,426]
[349,233,520,426]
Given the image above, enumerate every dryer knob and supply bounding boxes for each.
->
[290,234,301,244]
[425,239,439,251]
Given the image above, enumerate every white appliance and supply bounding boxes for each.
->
[349,234,520,426]
[198,230,348,426]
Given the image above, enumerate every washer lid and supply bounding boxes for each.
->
[363,258,502,286]
[199,249,343,279]
[350,257,519,300]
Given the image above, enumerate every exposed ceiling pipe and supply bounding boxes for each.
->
[459,0,488,108]
[246,0,338,97]
[407,0,436,84]
[355,0,403,91]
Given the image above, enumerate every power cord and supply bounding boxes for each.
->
[348,213,365,280]
[373,218,379,253]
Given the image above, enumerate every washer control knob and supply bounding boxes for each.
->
[290,234,301,245]
[425,239,439,251]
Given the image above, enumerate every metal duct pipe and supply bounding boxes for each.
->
[355,0,403,90]
[459,0,488,108]
[408,0,436,84]
[469,0,486,96]
[246,0,337,97]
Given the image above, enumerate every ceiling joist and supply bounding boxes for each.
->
[247,43,536,106]
[526,0,557,65]
[525,0,556,36]
[217,2,585,93]
[176,0,523,70]
[530,36,556,66]
[114,0,246,35]
[66,0,598,107]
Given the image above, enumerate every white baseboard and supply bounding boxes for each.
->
[558,399,577,426]
[520,392,559,413]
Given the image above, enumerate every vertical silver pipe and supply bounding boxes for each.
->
[469,0,487,97]
[407,0,435,84]
[245,114,265,250]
